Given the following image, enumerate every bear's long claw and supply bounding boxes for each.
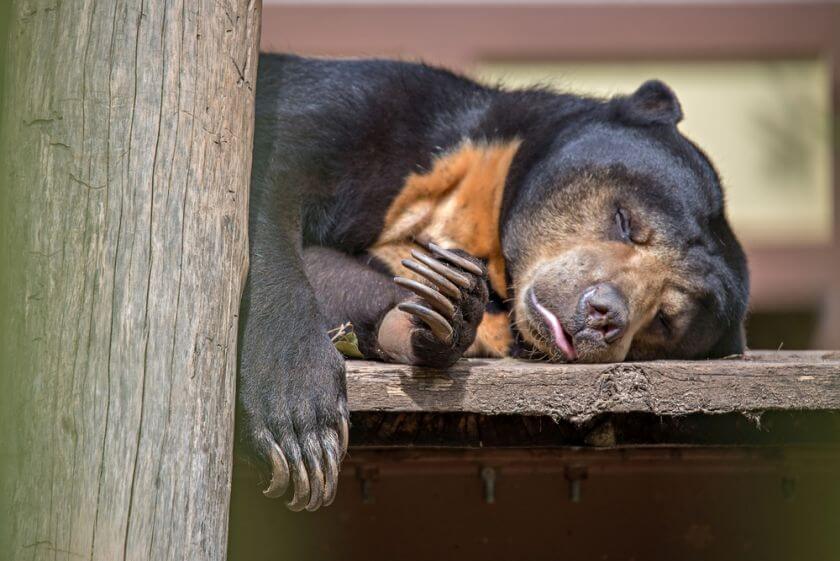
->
[398,302,454,344]
[409,249,471,288]
[339,417,349,457]
[286,458,312,512]
[263,440,290,498]
[401,258,460,298]
[395,276,456,318]
[428,242,485,275]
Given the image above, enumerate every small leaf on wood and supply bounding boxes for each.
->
[330,322,364,359]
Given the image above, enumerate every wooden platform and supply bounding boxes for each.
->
[344,351,840,448]
[347,350,840,416]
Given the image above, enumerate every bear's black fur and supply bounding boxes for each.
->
[238,54,749,511]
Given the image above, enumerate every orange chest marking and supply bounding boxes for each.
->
[370,139,521,358]
[374,139,521,298]
[465,311,514,358]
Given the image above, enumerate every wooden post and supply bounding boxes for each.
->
[0,1,259,560]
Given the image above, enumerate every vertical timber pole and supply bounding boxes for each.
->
[0,0,260,559]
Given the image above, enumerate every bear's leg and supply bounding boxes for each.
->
[303,245,488,368]
[302,246,404,360]
[237,178,348,511]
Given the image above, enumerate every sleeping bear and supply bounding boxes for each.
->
[238,54,749,510]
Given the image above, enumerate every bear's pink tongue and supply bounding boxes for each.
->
[530,291,577,360]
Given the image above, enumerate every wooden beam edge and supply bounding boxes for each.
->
[346,352,840,419]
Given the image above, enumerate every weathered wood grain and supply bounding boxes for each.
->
[0,1,259,560]
[345,351,840,419]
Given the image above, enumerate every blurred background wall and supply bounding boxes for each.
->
[260,0,839,350]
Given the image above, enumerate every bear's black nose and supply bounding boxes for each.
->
[581,283,628,344]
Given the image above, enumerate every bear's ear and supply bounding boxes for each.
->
[617,79,683,126]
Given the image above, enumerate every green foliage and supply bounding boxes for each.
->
[330,322,364,359]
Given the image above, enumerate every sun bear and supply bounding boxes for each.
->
[238,54,749,510]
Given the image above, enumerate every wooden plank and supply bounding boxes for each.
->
[346,351,840,420]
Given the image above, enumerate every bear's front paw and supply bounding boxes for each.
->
[239,340,349,511]
[381,243,488,367]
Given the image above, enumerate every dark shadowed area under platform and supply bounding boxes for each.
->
[229,351,840,561]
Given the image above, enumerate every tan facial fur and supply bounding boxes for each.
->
[508,172,698,362]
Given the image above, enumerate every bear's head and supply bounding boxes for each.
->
[502,80,749,362]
